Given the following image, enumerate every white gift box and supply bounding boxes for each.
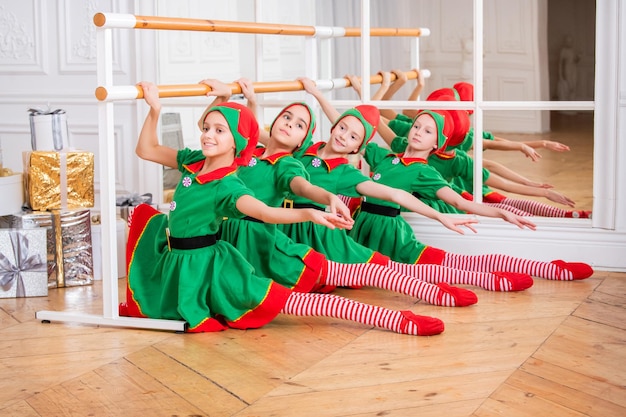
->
[0,228,48,298]
[0,174,23,216]
[28,108,71,151]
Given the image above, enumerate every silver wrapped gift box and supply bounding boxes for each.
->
[0,210,93,288]
[0,228,48,298]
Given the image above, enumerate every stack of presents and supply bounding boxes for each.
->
[0,108,126,299]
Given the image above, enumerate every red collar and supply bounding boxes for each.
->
[183,160,238,184]
[431,150,456,160]
[395,154,428,165]
[302,142,349,171]
[252,147,292,164]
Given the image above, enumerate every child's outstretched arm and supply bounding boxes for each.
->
[523,139,570,152]
[434,185,537,230]
[289,176,354,222]
[236,77,270,146]
[483,159,553,188]
[298,77,342,123]
[485,173,576,207]
[196,78,233,130]
[136,81,178,168]
[355,180,479,235]
[483,137,542,161]
[236,194,353,230]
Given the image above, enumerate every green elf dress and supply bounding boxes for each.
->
[219,147,328,292]
[279,142,388,265]
[120,103,291,333]
[349,110,461,264]
[279,105,390,266]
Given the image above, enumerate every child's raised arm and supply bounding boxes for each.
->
[379,69,408,121]
[402,69,426,119]
[235,78,269,145]
[298,77,342,123]
[196,78,233,130]
[136,81,178,168]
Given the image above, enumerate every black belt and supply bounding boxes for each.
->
[283,200,326,211]
[242,216,264,223]
[167,232,217,250]
[360,201,401,217]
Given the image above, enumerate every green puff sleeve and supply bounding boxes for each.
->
[276,157,310,195]
[214,176,255,220]
[387,114,413,138]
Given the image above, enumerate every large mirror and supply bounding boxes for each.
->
[157,0,596,218]
[316,0,595,217]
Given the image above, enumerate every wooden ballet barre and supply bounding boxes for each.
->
[95,70,430,102]
[93,12,430,38]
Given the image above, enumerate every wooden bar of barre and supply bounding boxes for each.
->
[93,13,424,37]
[95,70,419,101]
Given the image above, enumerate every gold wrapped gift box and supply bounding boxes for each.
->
[24,151,94,211]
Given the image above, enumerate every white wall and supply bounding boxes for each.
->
[0,0,138,208]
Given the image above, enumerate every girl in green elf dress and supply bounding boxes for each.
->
[118,81,444,336]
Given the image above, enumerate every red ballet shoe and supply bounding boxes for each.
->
[551,260,594,280]
[186,317,228,333]
[118,302,146,318]
[493,272,534,291]
[437,282,478,306]
[118,302,129,316]
[565,210,592,219]
[399,311,445,336]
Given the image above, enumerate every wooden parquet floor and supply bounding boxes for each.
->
[0,270,624,417]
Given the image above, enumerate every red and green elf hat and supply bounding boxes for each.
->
[426,87,460,102]
[452,82,474,115]
[331,104,380,152]
[429,95,471,150]
[453,82,474,101]
[201,102,259,166]
[270,102,317,157]
[413,109,454,153]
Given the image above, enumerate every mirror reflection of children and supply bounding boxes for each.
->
[389,81,590,218]
[118,81,444,336]
[305,76,593,282]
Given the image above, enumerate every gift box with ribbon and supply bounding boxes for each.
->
[23,150,94,211]
[28,107,71,151]
[1,210,93,288]
[0,228,48,298]
[116,192,153,221]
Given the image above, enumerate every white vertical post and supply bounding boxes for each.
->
[96,26,118,318]
[360,0,371,102]
[472,0,484,203]
[254,0,264,121]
